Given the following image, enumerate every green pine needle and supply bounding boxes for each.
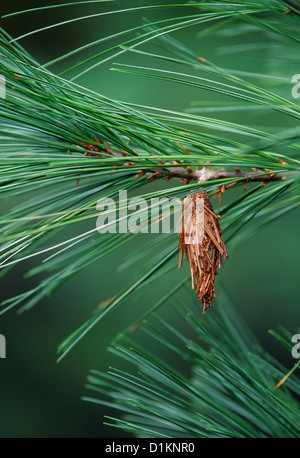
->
[83,288,300,438]
[0,0,299,358]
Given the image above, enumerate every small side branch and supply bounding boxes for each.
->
[143,166,286,184]
[78,137,287,185]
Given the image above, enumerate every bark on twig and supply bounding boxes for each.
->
[79,136,287,185]
[143,166,286,184]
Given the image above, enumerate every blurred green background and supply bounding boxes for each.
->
[0,0,299,437]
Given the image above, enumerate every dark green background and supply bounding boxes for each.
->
[0,0,299,437]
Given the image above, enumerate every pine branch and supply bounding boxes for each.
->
[142,165,287,184]
[0,0,299,357]
[83,288,300,438]
[0,0,299,440]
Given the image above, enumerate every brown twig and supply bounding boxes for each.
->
[78,137,287,185]
[142,166,286,184]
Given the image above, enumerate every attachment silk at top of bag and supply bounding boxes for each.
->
[178,191,228,313]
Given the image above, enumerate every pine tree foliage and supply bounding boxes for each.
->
[0,0,299,437]
[83,289,300,438]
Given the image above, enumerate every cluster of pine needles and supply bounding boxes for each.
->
[0,0,299,437]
